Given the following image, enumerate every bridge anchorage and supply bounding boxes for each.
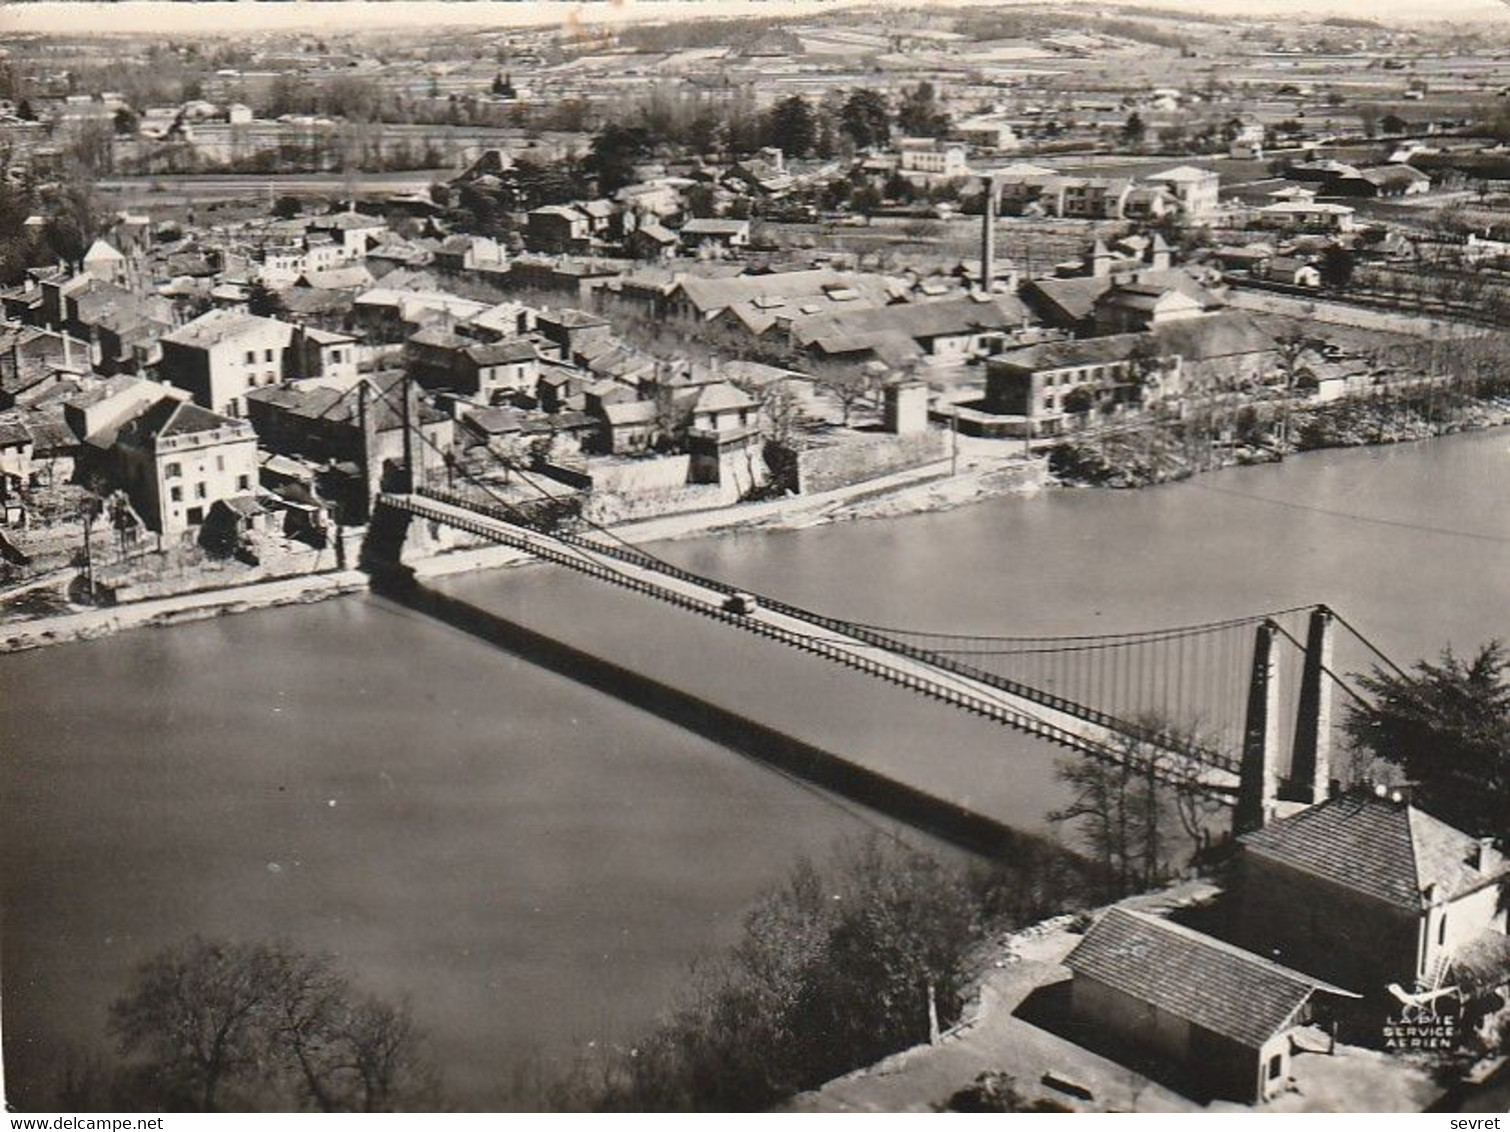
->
[363,376,1397,834]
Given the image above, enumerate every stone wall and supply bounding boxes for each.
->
[589,454,691,495]
[583,483,734,526]
[785,430,950,495]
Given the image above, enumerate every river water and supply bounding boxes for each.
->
[3,429,1508,1109]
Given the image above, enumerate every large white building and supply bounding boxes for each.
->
[1145,165,1222,220]
[897,138,969,177]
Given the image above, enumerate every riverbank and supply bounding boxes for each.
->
[0,570,369,654]
[1049,393,1510,490]
[0,450,1047,651]
[411,448,1043,577]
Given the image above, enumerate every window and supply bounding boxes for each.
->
[194,482,207,500]
[245,350,256,365]
[165,461,181,478]
[216,455,225,472]
[169,485,183,503]
[330,349,342,364]
[186,506,203,525]
[1439,914,1447,946]
[236,474,250,491]
[264,348,274,363]
[1268,1054,1283,1081]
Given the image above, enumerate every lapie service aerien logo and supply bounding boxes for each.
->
[1382,982,1460,1051]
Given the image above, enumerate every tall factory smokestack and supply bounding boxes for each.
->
[980,175,995,294]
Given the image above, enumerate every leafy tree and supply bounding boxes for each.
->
[272,194,303,220]
[840,89,891,151]
[1381,113,1409,135]
[764,95,816,159]
[491,72,516,99]
[1345,642,1510,836]
[246,282,287,318]
[112,107,138,136]
[1319,244,1354,289]
[1121,111,1146,148]
[110,937,283,1111]
[43,177,106,265]
[683,182,718,219]
[896,82,950,138]
[586,123,651,195]
[16,98,35,121]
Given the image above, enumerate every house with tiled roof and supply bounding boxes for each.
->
[304,210,388,261]
[525,205,591,254]
[679,218,752,254]
[1066,907,1358,1103]
[245,371,453,520]
[160,309,298,418]
[108,396,258,535]
[1236,790,1510,998]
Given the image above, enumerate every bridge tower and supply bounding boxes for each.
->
[1285,605,1335,806]
[1235,618,1281,835]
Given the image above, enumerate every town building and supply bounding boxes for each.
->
[108,397,259,535]
[1066,907,1358,1104]
[897,138,970,178]
[1235,789,1510,999]
[1256,201,1357,233]
[679,218,753,253]
[245,372,454,519]
[1144,165,1222,220]
[304,211,388,261]
[984,332,1173,437]
[526,205,591,254]
[159,309,297,417]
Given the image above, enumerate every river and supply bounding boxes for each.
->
[3,429,1508,1110]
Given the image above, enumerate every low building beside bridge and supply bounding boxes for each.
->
[1066,907,1358,1104]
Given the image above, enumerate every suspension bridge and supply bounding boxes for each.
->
[361,378,1402,825]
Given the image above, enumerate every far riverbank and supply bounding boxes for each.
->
[0,452,1046,654]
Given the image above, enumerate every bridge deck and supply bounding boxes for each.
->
[381,492,1241,801]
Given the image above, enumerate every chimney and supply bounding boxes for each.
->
[980,175,996,295]
[1473,837,1496,872]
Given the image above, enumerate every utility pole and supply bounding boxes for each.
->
[950,404,959,476]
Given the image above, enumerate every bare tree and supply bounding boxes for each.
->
[1048,715,1225,896]
[1272,323,1319,449]
[109,937,440,1112]
[816,366,881,427]
[109,937,282,1111]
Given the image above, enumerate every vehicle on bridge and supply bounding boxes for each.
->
[723,591,759,615]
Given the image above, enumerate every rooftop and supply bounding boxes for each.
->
[1066,907,1357,1048]
[162,308,292,349]
[1240,792,1509,911]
